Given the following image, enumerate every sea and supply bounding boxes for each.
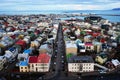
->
[0,10,120,23]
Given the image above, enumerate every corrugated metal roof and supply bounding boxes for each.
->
[29,56,38,63]
[37,53,50,63]
[19,60,28,66]
[68,56,94,63]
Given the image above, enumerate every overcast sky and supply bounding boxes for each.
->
[0,0,120,11]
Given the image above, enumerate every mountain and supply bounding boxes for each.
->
[112,8,120,10]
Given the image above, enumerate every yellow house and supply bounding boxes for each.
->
[19,61,29,72]
[95,53,108,64]
[66,41,77,55]
[93,42,102,53]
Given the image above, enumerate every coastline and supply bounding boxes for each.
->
[0,10,119,23]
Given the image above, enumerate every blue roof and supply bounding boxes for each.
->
[23,49,32,54]
[9,47,16,52]
[0,29,5,32]
[19,60,28,66]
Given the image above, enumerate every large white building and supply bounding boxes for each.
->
[68,56,94,72]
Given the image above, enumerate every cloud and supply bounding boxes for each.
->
[0,0,120,11]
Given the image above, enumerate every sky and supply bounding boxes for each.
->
[0,0,120,11]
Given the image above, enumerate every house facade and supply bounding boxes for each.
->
[28,53,51,72]
[66,41,77,55]
[19,61,29,72]
[0,56,6,70]
[68,56,94,72]
[68,63,94,72]
[85,42,94,51]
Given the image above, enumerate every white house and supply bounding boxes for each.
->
[111,59,120,67]
[85,42,94,51]
[0,56,6,70]
[68,56,94,72]
[4,50,13,60]
[84,35,92,42]
[39,44,52,54]
[93,41,102,53]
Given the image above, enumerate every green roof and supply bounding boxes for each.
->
[80,31,86,35]
[67,53,73,59]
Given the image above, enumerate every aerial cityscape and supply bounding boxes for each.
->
[0,0,120,80]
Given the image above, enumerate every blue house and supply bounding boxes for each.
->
[19,60,29,72]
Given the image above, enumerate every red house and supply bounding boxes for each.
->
[28,53,51,72]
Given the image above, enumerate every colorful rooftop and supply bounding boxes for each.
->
[85,42,93,46]
[16,40,26,45]
[29,56,38,63]
[23,49,32,54]
[37,53,50,63]
[19,60,28,66]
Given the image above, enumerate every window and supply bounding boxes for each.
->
[25,70,28,72]
[38,64,41,66]
[43,67,48,69]
[41,64,45,66]
[32,64,34,67]
[21,67,23,69]
[83,67,84,69]
[44,64,47,66]
[79,64,83,71]
[36,68,38,72]
[87,46,90,49]
[25,67,27,69]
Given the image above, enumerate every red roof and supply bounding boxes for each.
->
[11,27,16,31]
[37,53,50,63]
[92,32,100,37]
[15,40,26,49]
[10,35,16,39]
[100,38,106,43]
[16,40,26,45]
[87,31,93,35]
[85,42,93,46]
[29,56,38,63]
[3,22,9,27]
[63,28,67,32]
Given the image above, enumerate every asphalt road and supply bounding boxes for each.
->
[42,23,74,80]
